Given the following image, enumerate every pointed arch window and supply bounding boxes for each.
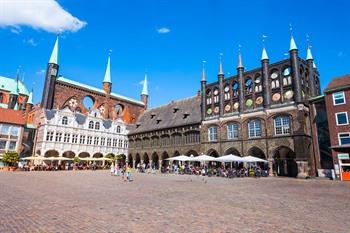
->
[224,85,230,100]
[213,88,219,103]
[206,90,212,105]
[270,71,280,89]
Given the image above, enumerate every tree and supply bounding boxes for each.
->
[3,151,20,167]
[73,157,81,164]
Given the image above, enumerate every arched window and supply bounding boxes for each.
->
[227,123,238,139]
[274,116,291,135]
[62,116,68,125]
[116,126,121,133]
[248,120,262,138]
[95,122,100,130]
[88,121,94,129]
[213,88,219,103]
[0,93,3,103]
[208,126,218,142]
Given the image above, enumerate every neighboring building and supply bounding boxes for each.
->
[128,95,201,169]
[323,74,350,180]
[0,75,35,162]
[32,37,147,161]
[128,36,322,178]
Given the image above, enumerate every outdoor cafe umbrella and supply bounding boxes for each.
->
[240,156,268,163]
[22,156,46,160]
[189,154,216,162]
[166,155,191,161]
[214,154,243,162]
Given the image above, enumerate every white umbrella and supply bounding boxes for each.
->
[189,154,216,162]
[166,155,191,161]
[240,156,268,163]
[22,156,46,160]
[214,154,243,162]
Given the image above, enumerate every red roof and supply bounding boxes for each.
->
[325,74,350,92]
[0,108,26,125]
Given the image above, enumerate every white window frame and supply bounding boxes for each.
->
[248,120,262,138]
[274,116,291,136]
[227,123,238,140]
[338,132,350,145]
[335,112,349,126]
[333,91,346,106]
[208,126,218,142]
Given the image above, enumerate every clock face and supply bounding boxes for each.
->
[68,98,78,108]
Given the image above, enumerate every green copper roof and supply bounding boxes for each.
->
[0,103,8,109]
[0,76,29,96]
[141,74,148,95]
[27,90,33,104]
[49,37,59,64]
[56,76,145,106]
[306,47,313,60]
[289,36,298,51]
[103,55,111,83]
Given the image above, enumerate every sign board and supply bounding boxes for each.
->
[338,154,349,160]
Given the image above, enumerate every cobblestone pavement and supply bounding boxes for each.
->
[0,171,349,233]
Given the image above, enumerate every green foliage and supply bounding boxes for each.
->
[73,157,81,164]
[105,153,116,160]
[3,151,20,167]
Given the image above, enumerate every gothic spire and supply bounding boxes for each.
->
[49,36,59,64]
[103,53,111,83]
[237,46,243,68]
[289,26,298,51]
[141,73,148,96]
[218,53,224,75]
[201,61,206,81]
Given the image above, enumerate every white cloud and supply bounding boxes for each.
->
[36,69,46,75]
[0,0,86,33]
[23,38,38,46]
[10,27,21,34]
[157,27,170,34]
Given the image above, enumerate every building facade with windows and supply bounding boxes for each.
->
[322,74,350,180]
[200,37,321,177]
[0,74,35,164]
[32,37,147,161]
[128,36,322,177]
[128,96,201,169]
[34,108,128,159]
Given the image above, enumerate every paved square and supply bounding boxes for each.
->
[0,171,349,233]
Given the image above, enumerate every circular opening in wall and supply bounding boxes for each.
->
[83,96,94,110]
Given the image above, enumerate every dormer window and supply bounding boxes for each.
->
[156,119,162,124]
[173,107,179,113]
[183,113,190,119]
[136,124,141,128]
[62,116,68,125]
[151,113,156,119]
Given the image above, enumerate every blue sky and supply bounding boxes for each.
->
[0,0,349,108]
